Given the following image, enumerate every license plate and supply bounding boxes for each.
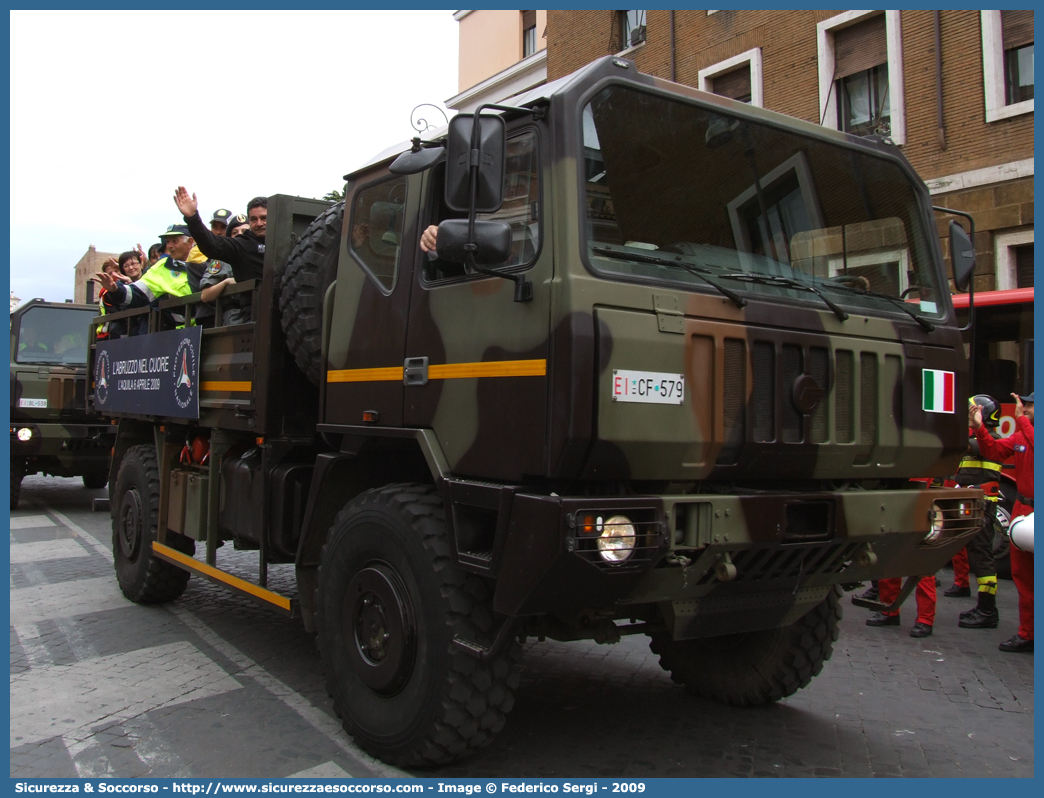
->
[18,398,47,408]
[611,370,684,404]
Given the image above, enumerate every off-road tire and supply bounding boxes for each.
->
[316,483,521,767]
[279,201,344,386]
[649,586,842,706]
[11,458,25,510]
[112,444,194,603]
[82,470,108,490]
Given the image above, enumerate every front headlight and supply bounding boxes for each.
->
[17,427,33,442]
[596,514,636,564]
[924,502,945,544]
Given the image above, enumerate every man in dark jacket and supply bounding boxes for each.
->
[174,186,266,283]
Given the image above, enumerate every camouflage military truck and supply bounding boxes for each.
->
[90,57,985,767]
[11,298,113,509]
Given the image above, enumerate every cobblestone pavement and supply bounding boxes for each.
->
[10,476,1034,778]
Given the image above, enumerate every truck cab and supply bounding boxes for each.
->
[11,298,112,508]
[91,56,984,768]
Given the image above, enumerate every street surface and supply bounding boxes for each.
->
[10,475,1034,778]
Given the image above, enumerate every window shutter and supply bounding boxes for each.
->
[522,10,536,31]
[712,67,752,101]
[1002,10,1033,50]
[833,14,887,79]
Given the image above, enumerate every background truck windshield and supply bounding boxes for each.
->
[582,85,947,320]
[14,307,96,366]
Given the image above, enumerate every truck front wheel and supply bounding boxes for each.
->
[316,484,521,767]
[82,470,108,490]
[11,458,25,510]
[112,444,194,603]
[648,586,842,707]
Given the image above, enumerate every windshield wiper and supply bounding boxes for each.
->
[820,280,936,332]
[717,272,849,322]
[593,246,747,308]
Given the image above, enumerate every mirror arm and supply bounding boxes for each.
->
[465,251,533,303]
[409,136,445,152]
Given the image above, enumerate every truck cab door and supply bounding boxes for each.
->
[324,168,418,428]
[403,126,551,481]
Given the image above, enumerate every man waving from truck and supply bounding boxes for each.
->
[174,186,267,283]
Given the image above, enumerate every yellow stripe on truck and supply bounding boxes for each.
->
[327,366,405,383]
[327,359,546,383]
[201,381,252,392]
[152,542,292,613]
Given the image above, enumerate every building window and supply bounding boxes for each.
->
[1003,11,1034,104]
[522,10,537,58]
[838,63,889,137]
[994,229,1035,290]
[698,48,763,106]
[618,10,646,51]
[1006,45,1034,104]
[1015,244,1034,287]
[818,11,905,144]
[982,10,1034,122]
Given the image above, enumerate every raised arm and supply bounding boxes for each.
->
[174,186,240,264]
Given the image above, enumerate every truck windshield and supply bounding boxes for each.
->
[14,307,96,366]
[581,85,947,321]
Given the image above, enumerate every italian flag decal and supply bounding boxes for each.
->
[923,369,955,413]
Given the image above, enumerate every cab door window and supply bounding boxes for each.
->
[348,175,408,293]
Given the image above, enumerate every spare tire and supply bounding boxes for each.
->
[279,201,344,385]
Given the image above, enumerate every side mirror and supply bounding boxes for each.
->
[389,146,445,175]
[950,220,976,292]
[445,113,506,213]
[435,219,512,265]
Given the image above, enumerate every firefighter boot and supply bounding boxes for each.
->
[958,578,999,628]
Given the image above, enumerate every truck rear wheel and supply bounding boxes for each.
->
[112,444,194,603]
[279,201,343,386]
[648,586,842,707]
[11,458,25,510]
[316,483,521,767]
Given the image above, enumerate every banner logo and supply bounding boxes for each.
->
[95,349,110,405]
[173,337,197,410]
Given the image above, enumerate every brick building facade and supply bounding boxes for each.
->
[543,9,1033,292]
[73,245,117,306]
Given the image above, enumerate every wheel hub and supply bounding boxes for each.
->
[344,563,416,696]
[118,488,144,561]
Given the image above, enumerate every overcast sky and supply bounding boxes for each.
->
[9,10,459,305]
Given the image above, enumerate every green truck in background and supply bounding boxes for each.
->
[11,298,113,509]
[90,57,985,767]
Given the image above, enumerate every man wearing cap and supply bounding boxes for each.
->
[94,224,196,334]
[971,392,1034,653]
[174,187,266,283]
[210,208,233,238]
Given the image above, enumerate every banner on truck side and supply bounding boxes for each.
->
[93,326,202,418]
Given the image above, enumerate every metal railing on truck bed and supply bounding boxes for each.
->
[87,195,332,437]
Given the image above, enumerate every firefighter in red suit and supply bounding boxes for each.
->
[865,575,936,638]
[972,392,1034,653]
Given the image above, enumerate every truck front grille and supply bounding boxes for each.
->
[716,338,897,451]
